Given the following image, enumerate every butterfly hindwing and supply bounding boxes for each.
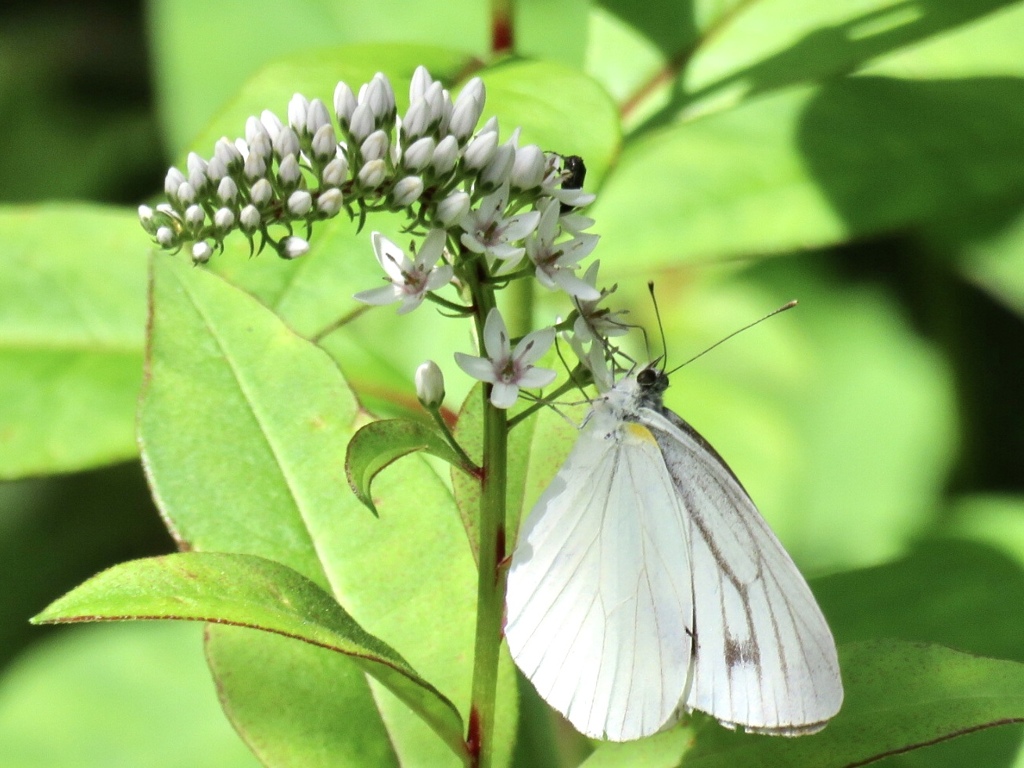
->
[644,407,843,734]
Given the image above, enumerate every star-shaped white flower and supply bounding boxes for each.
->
[454,308,557,409]
[526,200,601,299]
[354,229,452,314]
[459,182,540,268]
[572,261,630,343]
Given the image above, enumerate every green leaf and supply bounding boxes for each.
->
[677,0,1019,116]
[32,551,468,761]
[346,417,477,516]
[204,625,400,768]
[139,254,518,766]
[595,74,1024,273]
[0,204,146,478]
[451,385,582,562]
[0,623,259,768]
[687,641,1024,768]
[151,2,487,153]
[582,641,1024,768]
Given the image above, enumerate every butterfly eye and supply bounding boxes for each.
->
[637,368,658,387]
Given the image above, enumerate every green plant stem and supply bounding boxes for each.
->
[428,406,479,474]
[464,257,507,768]
[469,392,508,768]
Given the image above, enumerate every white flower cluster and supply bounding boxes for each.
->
[141,66,630,409]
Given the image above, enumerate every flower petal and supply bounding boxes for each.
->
[517,366,557,389]
[502,210,541,241]
[371,232,409,281]
[482,308,511,361]
[415,228,447,267]
[489,382,520,409]
[454,352,498,383]
[425,264,454,291]
[353,284,400,306]
[513,326,555,366]
[551,270,602,301]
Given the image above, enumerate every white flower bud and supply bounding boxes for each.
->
[361,74,394,122]
[217,176,238,203]
[322,156,349,186]
[187,152,207,176]
[479,116,499,136]
[156,203,175,215]
[239,204,260,232]
[410,66,434,102]
[249,132,273,160]
[274,127,300,159]
[334,80,357,127]
[214,207,235,230]
[278,154,301,187]
[391,176,424,207]
[438,91,454,136]
[288,93,310,134]
[185,204,205,228]
[177,182,197,204]
[188,169,208,193]
[415,360,445,409]
[206,157,227,182]
[250,178,273,206]
[402,99,430,140]
[260,110,284,142]
[138,205,156,233]
[435,190,470,226]
[360,130,389,163]
[457,77,485,115]
[244,152,267,181]
[317,187,343,216]
[403,136,435,171]
[311,123,337,161]
[156,226,175,247]
[511,145,545,190]
[348,104,374,143]
[448,95,481,142]
[423,81,445,127]
[164,167,186,198]
[246,116,270,145]
[192,241,213,264]
[215,137,243,169]
[480,142,515,189]
[287,189,313,216]
[431,135,459,175]
[358,159,387,189]
[306,98,331,136]
[463,130,498,170]
[281,236,309,259]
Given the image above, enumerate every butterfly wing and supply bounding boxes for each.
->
[644,407,843,734]
[505,415,694,741]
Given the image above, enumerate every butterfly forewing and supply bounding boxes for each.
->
[645,408,843,734]
[505,411,695,741]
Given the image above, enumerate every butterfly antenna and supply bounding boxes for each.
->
[648,281,667,370]
[666,300,798,375]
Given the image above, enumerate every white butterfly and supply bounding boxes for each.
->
[504,364,843,741]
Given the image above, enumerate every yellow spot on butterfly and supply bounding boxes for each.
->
[625,422,657,443]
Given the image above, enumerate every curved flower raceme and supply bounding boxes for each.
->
[354,229,452,314]
[454,308,557,409]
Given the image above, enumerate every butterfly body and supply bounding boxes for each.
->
[505,365,843,741]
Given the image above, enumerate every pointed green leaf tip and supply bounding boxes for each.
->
[345,417,477,515]
[31,552,467,761]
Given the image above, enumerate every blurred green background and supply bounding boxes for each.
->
[1,0,1023,766]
